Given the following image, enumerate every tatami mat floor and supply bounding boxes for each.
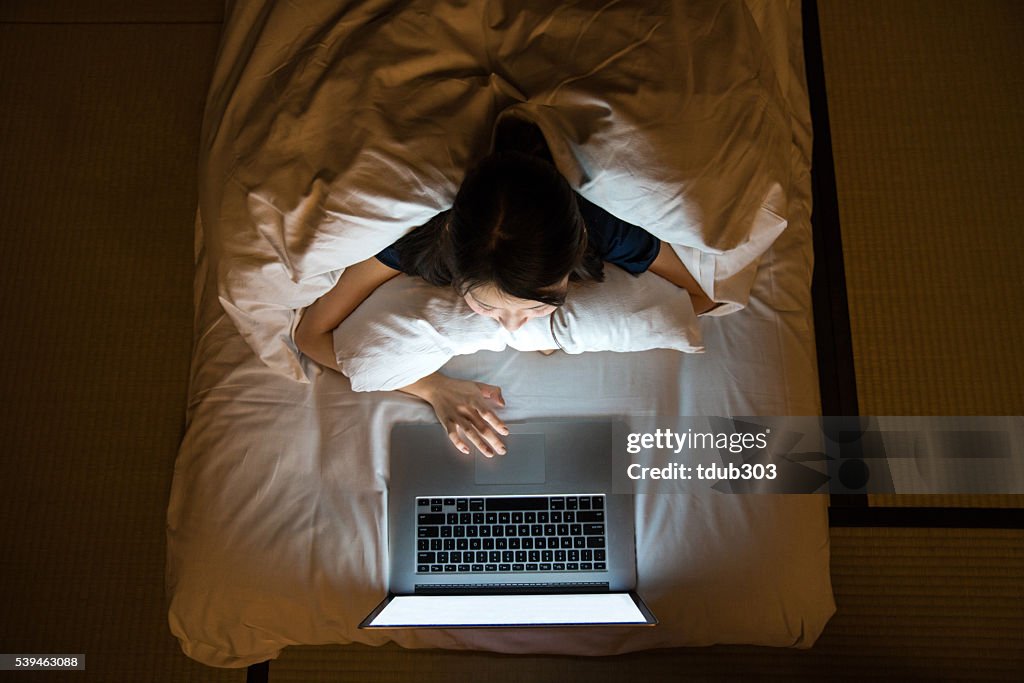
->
[0,1,1020,681]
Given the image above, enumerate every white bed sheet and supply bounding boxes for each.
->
[167,0,835,668]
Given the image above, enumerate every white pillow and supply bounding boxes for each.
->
[332,267,703,392]
[205,0,789,381]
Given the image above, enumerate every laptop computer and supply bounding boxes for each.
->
[360,420,656,628]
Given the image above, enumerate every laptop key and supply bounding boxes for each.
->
[580,562,593,570]
[458,564,470,572]
[512,564,525,571]
[419,513,444,525]
[483,538,494,550]
[444,539,455,550]
[576,511,604,523]
[485,564,497,572]
[498,564,511,571]
[430,565,443,572]
[566,497,578,510]
[564,511,575,523]
[586,537,605,548]
[436,552,449,563]
[580,498,591,510]
[524,512,536,523]
[456,539,468,550]
[431,539,442,551]
[431,504,442,512]
[511,512,524,524]
[581,550,592,561]
[568,550,580,562]
[583,524,604,535]
[550,498,565,510]
[418,552,435,563]
[444,565,456,572]
[418,564,430,572]
[418,527,439,538]
[553,563,565,571]
[476,551,488,563]
[444,498,455,506]
[418,540,429,551]
[526,563,538,571]
[540,563,552,571]
[560,538,572,549]
[453,526,465,537]
[418,498,430,507]
[472,564,484,572]
[567,563,579,570]
[449,552,461,563]
[456,499,469,512]
[470,499,484,511]
[594,562,607,570]
[470,539,481,550]
[573,537,585,548]
[595,550,606,561]
[498,512,510,524]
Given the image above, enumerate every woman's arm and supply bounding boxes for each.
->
[295,256,509,458]
[648,243,716,315]
[398,372,509,457]
[294,256,401,370]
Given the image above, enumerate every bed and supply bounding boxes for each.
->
[166,0,835,668]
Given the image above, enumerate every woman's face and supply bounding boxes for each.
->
[464,279,568,332]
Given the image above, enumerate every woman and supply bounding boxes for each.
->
[295,118,713,457]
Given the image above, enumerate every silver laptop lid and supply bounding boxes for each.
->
[386,421,637,595]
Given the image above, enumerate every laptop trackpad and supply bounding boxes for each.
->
[474,434,546,485]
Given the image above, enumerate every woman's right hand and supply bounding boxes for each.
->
[398,373,509,457]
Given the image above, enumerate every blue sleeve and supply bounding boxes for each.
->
[375,244,403,271]
[576,195,660,274]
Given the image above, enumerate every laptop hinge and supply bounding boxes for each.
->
[414,582,609,595]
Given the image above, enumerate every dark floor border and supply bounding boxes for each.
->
[803,0,860,423]
[830,506,1024,529]
[247,660,269,683]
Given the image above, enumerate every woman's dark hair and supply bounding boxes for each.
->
[394,126,604,305]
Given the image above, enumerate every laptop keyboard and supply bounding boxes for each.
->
[415,495,608,574]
